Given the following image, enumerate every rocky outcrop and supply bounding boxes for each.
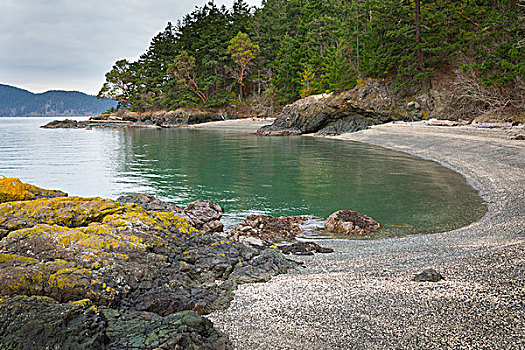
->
[325,210,380,235]
[227,215,310,247]
[117,194,224,234]
[0,176,67,204]
[257,78,436,136]
[42,108,239,129]
[0,296,231,349]
[0,178,295,348]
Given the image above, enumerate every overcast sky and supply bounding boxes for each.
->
[1,0,262,95]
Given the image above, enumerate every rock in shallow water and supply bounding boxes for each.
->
[325,210,380,235]
[227,214,310,246]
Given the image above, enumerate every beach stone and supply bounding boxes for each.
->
[278,241,334,256]
[325,210,380,235]
[227,215,310,245]
[413,269,444,282]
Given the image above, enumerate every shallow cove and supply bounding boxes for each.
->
[0,117,486,237]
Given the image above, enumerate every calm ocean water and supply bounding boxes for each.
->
[0,117,486,236]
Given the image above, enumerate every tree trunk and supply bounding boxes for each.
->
[415,0,424,71]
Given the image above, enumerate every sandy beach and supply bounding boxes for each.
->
[201,120,525,349]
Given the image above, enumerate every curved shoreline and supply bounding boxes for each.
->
[205,122,524,349]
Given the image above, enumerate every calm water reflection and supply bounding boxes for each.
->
[0,117,486,235]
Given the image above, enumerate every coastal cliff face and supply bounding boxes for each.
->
[0,178,295,349]
[257,78,439,135]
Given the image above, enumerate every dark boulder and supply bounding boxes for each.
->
[0,296,232,350]
[278,241,334,256]
[413,269,444,282]
[41,119,90,129]
[325,210,380,235]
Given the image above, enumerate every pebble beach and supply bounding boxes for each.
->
[204,121,525,349]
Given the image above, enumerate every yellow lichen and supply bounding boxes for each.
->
[0,176,34,203]
[70,299,93,307]
[0,253,39,265]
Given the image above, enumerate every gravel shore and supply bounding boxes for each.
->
[207,123,525,349]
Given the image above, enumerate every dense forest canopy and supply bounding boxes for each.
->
[98,0,524,118]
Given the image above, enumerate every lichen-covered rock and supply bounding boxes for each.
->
[117,193,184,213]
[325,210,380,235]
[227,215,310,246]
[0,196,295,314]
[0,176,67,203]
[118,194,224,233]
[0,181,296,346]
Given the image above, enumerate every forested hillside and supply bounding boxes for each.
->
[98,0,524,120]
[0,84,117,117]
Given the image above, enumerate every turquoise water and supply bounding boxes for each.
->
[0,117,486,236]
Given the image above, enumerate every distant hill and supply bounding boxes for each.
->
[0,84,117,117]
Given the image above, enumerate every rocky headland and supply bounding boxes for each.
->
[0,177,299,349]
[41,108,245,130]
[257,78,523,136]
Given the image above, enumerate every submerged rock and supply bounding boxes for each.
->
[413,269,444,282]
[227,214,310,246]
[325,210,380,235]
[0,178,296,347]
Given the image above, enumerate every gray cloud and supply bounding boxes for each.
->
[0,0,261,94]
